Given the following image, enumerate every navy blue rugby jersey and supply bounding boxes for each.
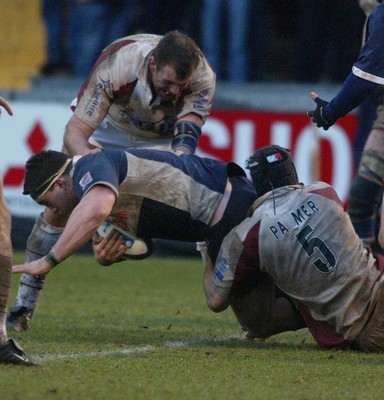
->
[353,4,384,84]
[71,149,246,242]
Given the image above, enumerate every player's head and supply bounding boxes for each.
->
[152,30,200,80]
[23,150,72,201]
[149,30,200,100]
[245,145,299,197]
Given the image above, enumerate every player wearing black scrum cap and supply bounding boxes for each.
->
[204,145,384,352]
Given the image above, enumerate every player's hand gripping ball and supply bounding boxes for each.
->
[97,221,153,260]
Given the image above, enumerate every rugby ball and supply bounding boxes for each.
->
[96,220,152,260]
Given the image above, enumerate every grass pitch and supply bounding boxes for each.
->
[1,253,384,399]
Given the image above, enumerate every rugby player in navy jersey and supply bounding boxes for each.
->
[308,1,384,267]
[12,149,257,280]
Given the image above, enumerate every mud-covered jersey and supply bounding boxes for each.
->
[214,182,383,342]
[72,33,215,142]
[71,149,255,263]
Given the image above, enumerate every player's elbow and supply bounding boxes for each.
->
[96,205,113,221]
[206,294,229,313]
[63,120,76,149]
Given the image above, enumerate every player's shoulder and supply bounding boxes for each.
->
[104,34,160,78]
[369,3,384,23]
[190,55,216,90]
[113,33,161,55]
[107,33,161,47]
[305,181,342,205]
[371,3,384,14]
[77,150,125,170]
[306,181,332,191]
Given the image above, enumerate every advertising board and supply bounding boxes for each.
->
[1,103,357,218]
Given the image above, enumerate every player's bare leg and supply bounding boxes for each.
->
[7,207,65,331]
[0,175,34,365]
[0,176,13,343]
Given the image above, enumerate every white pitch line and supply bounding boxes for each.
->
[34,333,243,363]
[36,345,157,362]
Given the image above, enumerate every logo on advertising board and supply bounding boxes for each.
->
[198,109,357,204]
[0,102,71,217]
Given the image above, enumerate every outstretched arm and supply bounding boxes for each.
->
[308,75,379,130]
[12,186,116,275]
[308,4,384,129]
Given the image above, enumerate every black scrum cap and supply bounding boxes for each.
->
[245,145,299,197]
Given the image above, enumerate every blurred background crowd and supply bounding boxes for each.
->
[0,0,366,91]
[40,0,365,83]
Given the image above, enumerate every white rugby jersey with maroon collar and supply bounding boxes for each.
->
[214,182,383,342]
[72,34,215,147]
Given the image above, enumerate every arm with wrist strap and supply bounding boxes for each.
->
[45,248,60,267]
[171,120,202,154]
